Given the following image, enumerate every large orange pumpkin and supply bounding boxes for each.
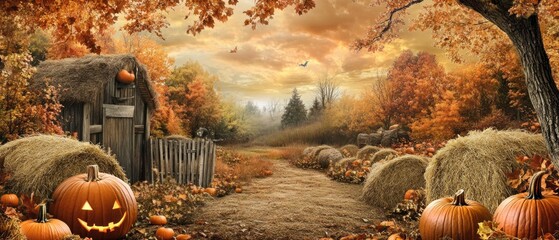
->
[494,171,559,239]
[20,204,72,240]
[50,165,138,240]
[419,189,492,240]
[117,69,135,84]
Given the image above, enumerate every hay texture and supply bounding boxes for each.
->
[370,148,398,163]
[302,147,314,157]
[362,155,429,209]
[356,146,381,160]
[0,211,25,240]
[317,148,343,169]
[339,144,359,157]
[0,135,127,200]
[425,129,548,212]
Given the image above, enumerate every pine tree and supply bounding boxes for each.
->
[308,97,322,121]
[281,88,307,128]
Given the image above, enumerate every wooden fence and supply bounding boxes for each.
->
[147,138,216,187]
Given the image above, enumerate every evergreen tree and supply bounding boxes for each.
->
[281,88,307,128]
[308,97,322,121]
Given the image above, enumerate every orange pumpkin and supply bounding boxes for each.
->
[426,147,436,154]
[117,69,135,84]
[149,215,167,225]
[50,165,138,240]
[351,160,361,167]
[204,188,217,196]
[20,204,72,240]
[387,233,406,240]
[0,193,18,207]
[344,170,353,178]
[494,171,559,239]
[404,147,415,154]
[404,189,418,200]
[235,187,243,193]
[155,227,174,240]
[176,234,192,240]
[419,189,492,240]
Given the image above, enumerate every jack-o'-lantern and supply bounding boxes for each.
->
[50,165,137,240]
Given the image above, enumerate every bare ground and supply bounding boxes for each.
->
[185,157,385,240]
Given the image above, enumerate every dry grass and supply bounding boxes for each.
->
[362,155,429,209]
[0,210,25,240]
[339,144,359,157]
[370,149,398,163]
[253,122,354,146]
[266,144,306,163]
[356,146,381,160]
[215,148,274,183]
[425,128,548,211]
[0,135,126,200]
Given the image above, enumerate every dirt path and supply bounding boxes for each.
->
[186,157,385,240]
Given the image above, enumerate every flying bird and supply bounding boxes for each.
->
[229,46,237,53]
[299,60,309,67]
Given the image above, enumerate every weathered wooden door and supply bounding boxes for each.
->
[103,104,135,180]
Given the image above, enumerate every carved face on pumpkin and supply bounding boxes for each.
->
[50,165,138,240]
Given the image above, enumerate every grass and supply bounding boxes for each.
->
[215,147,274,183]
[252,122,355,147]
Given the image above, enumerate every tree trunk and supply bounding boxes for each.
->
[506,16,559,164]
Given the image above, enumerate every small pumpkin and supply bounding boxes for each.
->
[235,187,243,193]
[176,233,192,240]
[20,204,72,240]
[149,215,167,225]
[50,165,138,240]
[404,147,415,154]
[419,189,492,240]
[0,193,19,207]
[493,171,559,239]
[351,159,361,167]
[404,189,418,200]
[117,69,135,84]
[204,188,217,196]
[155,227,174,240]
[344,170,353,178]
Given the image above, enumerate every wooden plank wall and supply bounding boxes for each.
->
[148,138,216,187]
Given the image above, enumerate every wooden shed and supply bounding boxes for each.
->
[30,54,158,183]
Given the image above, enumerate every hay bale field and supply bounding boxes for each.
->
[370,148,398,163]
[425,129,548,211]
[0,135,127,199]
[356,145,381,160]
[317,148,343,169]
[362,155,429,209]
[339,144,359,157]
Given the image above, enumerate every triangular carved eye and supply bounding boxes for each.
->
[113,199,121,209]
[82,201,93,211]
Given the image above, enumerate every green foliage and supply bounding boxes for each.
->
[307,97,322,121]
[281,88,307,128]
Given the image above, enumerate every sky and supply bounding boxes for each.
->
[137,0,467,108]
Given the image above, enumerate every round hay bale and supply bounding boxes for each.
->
[370,148,398,163]
[302,146,315,157]
[356,145,381,160]
[0,135,127,200]
[164,135,191,141]
[0,211,25,240]
[425,129,548,212]
[339,144,359,157]
[317,148,343,169]
[308,145,332,162]
[362,155,429,208]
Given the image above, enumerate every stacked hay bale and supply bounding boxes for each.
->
[339,144,359,157]
[362,155,429,208]
[295,145,333,169]
[425,129,548,211]
[356,145,381,160]
[0,135,127,199]
[316,148,343,169]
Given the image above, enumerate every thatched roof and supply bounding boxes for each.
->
[30,54,158,109]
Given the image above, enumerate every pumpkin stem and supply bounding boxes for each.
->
[451,189,468,206]
[36,204,48,223]
[526,170,546,200]
[86,165,100,182]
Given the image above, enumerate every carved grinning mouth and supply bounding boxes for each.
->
[77,212,127,233]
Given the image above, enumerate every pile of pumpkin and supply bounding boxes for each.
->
[327,158,372,184]
[1,165,140,240]
[391,141,440,157]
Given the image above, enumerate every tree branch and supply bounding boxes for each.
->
[375,0,424,42]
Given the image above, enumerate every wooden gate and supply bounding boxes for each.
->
[147,138,216,187]
[103,104,135,179]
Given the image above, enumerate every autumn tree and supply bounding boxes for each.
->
[281,88,307,128]
[316,76,340,109]
[308,97,322,121]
